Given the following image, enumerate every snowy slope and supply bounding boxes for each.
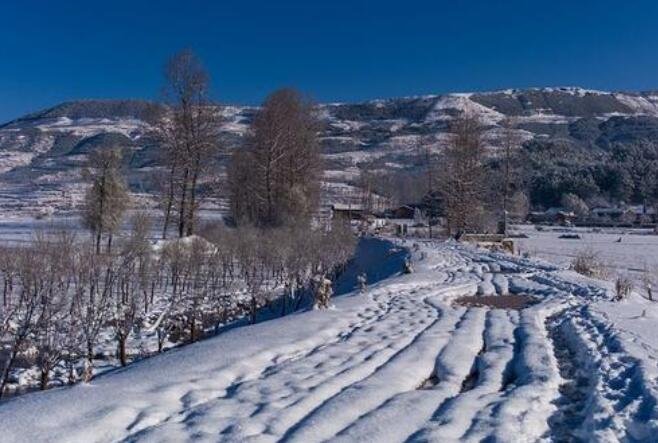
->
[1,238,657,442]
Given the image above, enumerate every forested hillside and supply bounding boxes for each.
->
[2,87,658,216]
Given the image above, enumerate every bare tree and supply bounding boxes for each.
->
[357,166,375,217]
[71,244,114,381]
[235,228,269,323]
[82,148,129,253]
[32,232,75,390]
[180,238,211,342]
[417,137,440,238]
[157,49,221,238]
[112,252,142,367]
[200,224,238,332]
[277,224,312,315]
[229,88,322,227]
[499,119,523,235]
[0,247,41,397]
[439,114,489,235]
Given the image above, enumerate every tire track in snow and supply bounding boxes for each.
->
[459,299,565,442]
[332,306,484,442]
[413,309,519,442]
[546,305,658,442]
[116,284,407,438]
[277,290,452,443]
[121,283,443,442]
[295,304,486,443]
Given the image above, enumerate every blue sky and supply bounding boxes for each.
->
[2,0,658,122]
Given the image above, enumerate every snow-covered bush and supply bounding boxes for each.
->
[615,275,633,301]
[313,275,333,309]
[571,248,607,279]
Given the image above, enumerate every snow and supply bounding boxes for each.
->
[425,94,505,125]
[513,224,658,288]
[1,237,658,442]
[34,117,149,139]
[0,151,38,173]
[325,120,366,132]
[323,150,388,164]
[537,86,608,97]
[515,113,581,124]
[485,87,608,98]
[613,93,658,116]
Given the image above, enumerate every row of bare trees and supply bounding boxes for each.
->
[152,51,323,237]
[351,114,528,237]
[0,217,355,397]
[414,114,528,236]
[0,49,356,398]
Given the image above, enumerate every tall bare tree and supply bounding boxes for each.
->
[157,49,220,238]
[439,114,488,235]
[499,118,523,234]
[82,148,129,253]
[417,137,440,238]
[229,88,322,227]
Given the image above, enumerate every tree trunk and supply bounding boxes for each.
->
[95,173,106,255]
[0,346,20,398]
[40,365,50,390]
[95,229,102,255]
[250,294,257,324]
[178,168,190,237]
[157,329,165,353]
[186,164,200,237]
[162,164,177,239]
[118,337,127,366]
[67,360,76,385]
[83,343,94,382]
[189,317,196,343]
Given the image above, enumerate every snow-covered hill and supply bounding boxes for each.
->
[2,87,658,216]
[1,238,656,442]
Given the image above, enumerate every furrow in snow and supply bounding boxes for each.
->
[546,305,658,442]
[292,303,486,443]
[122,285,439,441]
[414,309,519,441]
[463,298,566,442]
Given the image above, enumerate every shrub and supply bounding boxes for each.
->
[615,275,633,301]
[571,248,607,279]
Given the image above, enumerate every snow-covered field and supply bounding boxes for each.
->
[513,224,658,288]
[1,238,657,442]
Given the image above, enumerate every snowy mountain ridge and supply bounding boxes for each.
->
[2,87,658,215]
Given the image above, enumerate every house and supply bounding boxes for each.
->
[583,204,658,226]
[528,207,576,225]
[591,206,626,220]
[627,205,657,224]
[390,205,415,220]
[331,203,366,222]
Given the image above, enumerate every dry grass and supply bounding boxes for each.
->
[615,275,633,301]
[571,248,608,279]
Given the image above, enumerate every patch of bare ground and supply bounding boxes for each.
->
[453,294,539,310]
